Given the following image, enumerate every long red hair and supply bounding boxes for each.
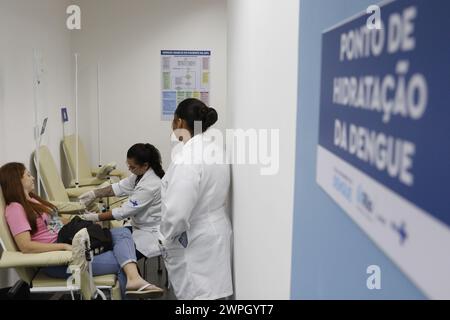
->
[0,162,57,233]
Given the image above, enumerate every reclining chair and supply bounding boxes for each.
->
[0,188,121,299]
[62,134,126,188]
[34,146,98,203]
[34,146,126,227]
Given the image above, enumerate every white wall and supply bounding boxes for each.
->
[0,0,73,288]
[0,0,227,290]
[0,0,299,298]
[71,0,228,172]
[227,0,299,299]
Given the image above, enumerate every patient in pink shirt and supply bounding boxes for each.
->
[6,201,60,244]
[0,162,163,299]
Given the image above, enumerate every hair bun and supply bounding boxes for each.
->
[203,106,218,130]
[175,98,219,133]
[200,106,209,116]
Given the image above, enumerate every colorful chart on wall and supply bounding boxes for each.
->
[161,50,211,120]
[316,0,450,299]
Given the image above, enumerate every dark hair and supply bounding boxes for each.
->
[175,98,218,135]
[126,143,165,179]
[0,162,57,234]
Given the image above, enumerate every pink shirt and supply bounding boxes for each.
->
[5,202,59,244]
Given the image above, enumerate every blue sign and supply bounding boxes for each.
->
[318,0,450,226]
[61,107,68,123]
[316,0,450,299]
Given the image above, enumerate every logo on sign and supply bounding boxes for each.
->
[333,174,352,203]
[357,185,374,213]
[391,221,408,245]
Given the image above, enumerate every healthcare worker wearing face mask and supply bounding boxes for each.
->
[79,143,165,259]
[159,98,233,300]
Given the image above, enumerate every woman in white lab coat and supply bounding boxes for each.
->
[159,98,233,300]
[79,143,165,260]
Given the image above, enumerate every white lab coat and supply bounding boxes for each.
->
[112,169,162,258]
[159,130,233,300]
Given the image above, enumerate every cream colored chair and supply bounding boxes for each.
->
[34,146,98,202]
[0,188,121,299]
[34,146,127,228]
[62,134,126,188]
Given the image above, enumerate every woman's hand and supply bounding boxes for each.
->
[81,212,100,222]
[79,190,97,206]
[62,244,72,251]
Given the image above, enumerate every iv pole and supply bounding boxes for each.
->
[97,62,110,212]
[74,53,80,189]
[97,62,106,212]
[33,49,42,197]
[97,63,102,168]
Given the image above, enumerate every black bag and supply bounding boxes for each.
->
[57,216,113,255]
